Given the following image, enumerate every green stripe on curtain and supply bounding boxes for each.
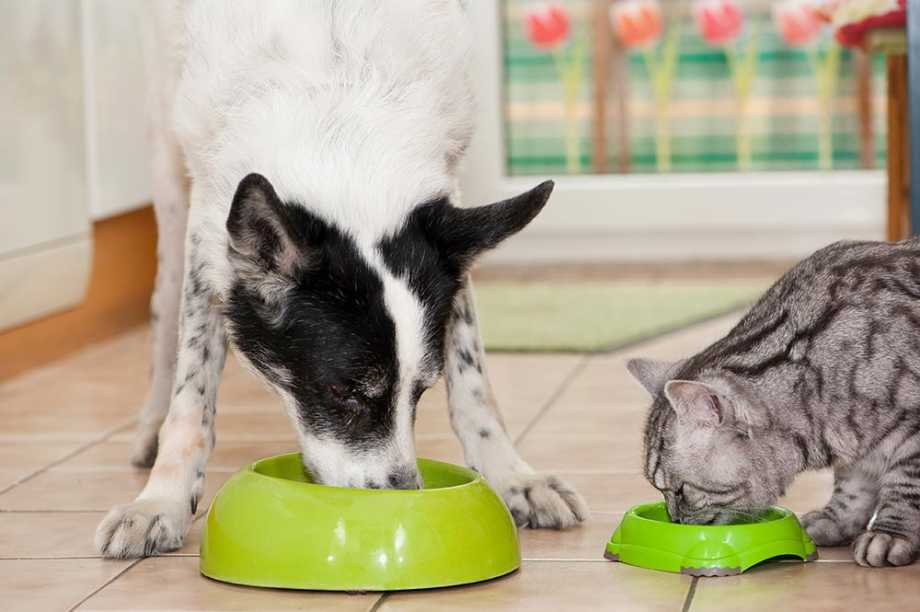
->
[504,0,888,176]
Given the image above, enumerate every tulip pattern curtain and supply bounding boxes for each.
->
[505,0,889,175]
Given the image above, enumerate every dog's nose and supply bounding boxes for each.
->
[387,465,421,490]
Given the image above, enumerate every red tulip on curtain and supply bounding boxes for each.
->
[693,0,743,46]
[693,0,757,170]
[524,3,571,50]
[523,3,584,174]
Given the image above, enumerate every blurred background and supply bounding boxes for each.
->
[0,2,915,608]
[0,0,911,372]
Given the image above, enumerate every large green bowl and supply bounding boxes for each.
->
[605,502,817,576]
[199,453,520,591]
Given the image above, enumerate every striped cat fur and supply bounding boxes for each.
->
[628,238,920,567]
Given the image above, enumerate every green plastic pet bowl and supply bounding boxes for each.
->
[604,502,817,576]
[199,453,520,591]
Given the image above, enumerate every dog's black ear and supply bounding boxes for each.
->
[227,173,313,276]
[418,180,554,270]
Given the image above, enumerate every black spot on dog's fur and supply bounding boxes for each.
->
[479,428,490,439]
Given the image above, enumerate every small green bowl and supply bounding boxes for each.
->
[199,453,520,591]
[605,502,817,576]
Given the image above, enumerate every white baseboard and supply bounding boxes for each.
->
[485,223,886,265]
[0,236,93,331]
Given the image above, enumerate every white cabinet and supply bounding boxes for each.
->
[0,1,92,330]
[83,0,151,220]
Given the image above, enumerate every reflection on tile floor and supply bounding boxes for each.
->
[0,315,900,611]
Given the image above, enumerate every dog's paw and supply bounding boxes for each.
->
[852,530,917,567]
[496,473,588,529]
[801,509,851,546]
[95,498,189,559]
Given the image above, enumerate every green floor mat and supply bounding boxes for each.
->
[475,281,769,353]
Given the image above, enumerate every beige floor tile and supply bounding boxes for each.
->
[0,396,133,441]
[78,556,380,611]
[415,355,584,437]
[690,561,920,612]
[529,398,649,437]
[549,472,659,513]
[0,468,233,512]
[1,360,140,439]
[107,412,296,444]
[379,561,692,612]
[0,441,88,489]
[519,512,619,560]
[68,439,299,471]
[0,512,203,559]
[0,440,85,468]
[415,434,466,465]
[779,469,833,514]
[0,469,27,491]
[0,558,134,612]
[516,434,642,473]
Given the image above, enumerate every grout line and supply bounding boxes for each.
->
[67,557,143,612]
[681,577,699,612]
[0,419,137,499]
[512,306,745,446]
[513,354,592,445]
[366,593,388,612]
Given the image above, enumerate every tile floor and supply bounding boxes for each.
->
[0,313,905,611]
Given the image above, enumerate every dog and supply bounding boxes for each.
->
[95,0,588,558]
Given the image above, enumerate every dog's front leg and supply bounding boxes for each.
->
[96,246,227,558]
[445,279,588,529]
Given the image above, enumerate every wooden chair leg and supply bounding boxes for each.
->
[591,0,611,174]
[887,54,910,240]
[908,1,920,236]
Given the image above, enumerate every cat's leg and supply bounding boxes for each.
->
[444,279,588,528]
[96,245,228,558]
[801,464,879,546]
[851,454,920,567]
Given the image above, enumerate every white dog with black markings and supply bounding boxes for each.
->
[96,0,587,558]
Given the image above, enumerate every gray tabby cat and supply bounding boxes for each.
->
[628,238,920,567]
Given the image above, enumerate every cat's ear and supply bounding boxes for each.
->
[627,358,683,396]
[664,380,724,426]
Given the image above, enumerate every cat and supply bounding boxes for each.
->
[628,238,920,567]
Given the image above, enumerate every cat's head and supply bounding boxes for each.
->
[627,358,790,524]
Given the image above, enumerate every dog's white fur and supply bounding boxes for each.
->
[96,0,586,558]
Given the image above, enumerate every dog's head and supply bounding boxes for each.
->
[223,173,552,489]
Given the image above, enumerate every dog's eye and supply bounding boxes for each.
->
[327,385,366,411]
[328,384,347,400]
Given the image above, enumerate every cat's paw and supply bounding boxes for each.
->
[95,498,189,559]
[852,530,917,567]
[494,473,588,529]
[801,510,851,546]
